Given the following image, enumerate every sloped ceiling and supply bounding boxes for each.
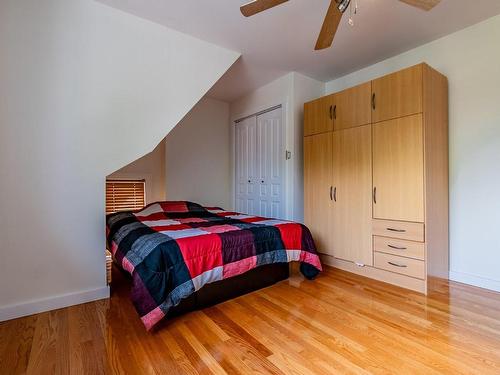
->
[98,0,500,101]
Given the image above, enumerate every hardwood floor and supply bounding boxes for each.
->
[2,265,500,374]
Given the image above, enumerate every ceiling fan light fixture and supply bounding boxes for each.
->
[241,0,441,51]
[336,0,351,13]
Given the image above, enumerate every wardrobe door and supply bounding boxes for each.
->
[372,64,423,123]
[256,107,285,219]
[331,125,373,265]
[333,82,372,131]
[373,114,424,222]
[235,116,258,216]
[304,132,333,255]
[304,94,335,136]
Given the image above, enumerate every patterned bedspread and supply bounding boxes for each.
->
[106,201,322,330]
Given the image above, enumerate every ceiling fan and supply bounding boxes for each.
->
[240,0,441,50]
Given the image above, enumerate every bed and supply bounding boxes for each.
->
[106,201,322,330]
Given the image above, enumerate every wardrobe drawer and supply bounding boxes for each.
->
[373,236,425,260]
[372,219,424,242]
[374,252,425,279]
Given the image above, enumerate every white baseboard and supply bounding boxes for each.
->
[449,271,500,293]
[0,286,110,322]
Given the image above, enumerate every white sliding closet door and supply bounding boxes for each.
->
[235,106,285,219]
[235,116,258,215]
[256,107,285,219]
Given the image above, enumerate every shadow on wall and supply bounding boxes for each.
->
[106,139,166,207]
[104,96,232,216]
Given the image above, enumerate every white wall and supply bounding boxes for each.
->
[0,0,239,320]
[325,15,500,292]
[108,140,166,204]
[229,72,324,222]
[165,97,232,209]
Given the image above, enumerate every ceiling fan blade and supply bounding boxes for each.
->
[398,0,441,11]
[240,0,288,17]
[315,0,343,51]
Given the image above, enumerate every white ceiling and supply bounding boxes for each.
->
[98,0,500,101]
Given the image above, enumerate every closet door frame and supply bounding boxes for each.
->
[232,104,290,219]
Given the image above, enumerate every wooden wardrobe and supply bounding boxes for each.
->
[304,63,448,294]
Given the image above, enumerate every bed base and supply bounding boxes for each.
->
[167,262,290,318]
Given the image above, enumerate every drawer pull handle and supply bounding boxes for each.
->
[387,227,406,232]
[388,244,407,250]
[388,261,407,268]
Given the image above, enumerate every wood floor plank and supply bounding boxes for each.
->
[186,308,281,374]
[159,330,200,375]
[25,310,65,375]
[175,323,227,375]
[0,314,37,374]
[313,270,500,364]
[170,322,220,375]
[234,297,371,375]
[183,315,245,375]
[1,265,500,374]
[242,293,442,375]
[262,282,484,375]
[121,301,181,374]
[204,306,274,357]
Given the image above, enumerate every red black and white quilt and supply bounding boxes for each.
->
[106,201,322,330]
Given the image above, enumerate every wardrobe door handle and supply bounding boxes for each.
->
[333,187,337,202]
[329,105,333,120]
[372,93,376,110]
[330,186,333,201]
[373,187,377,204]
[333,105,337,120]
[388,244,407,250]
[388,261,407,268]
[387,228,406,233]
